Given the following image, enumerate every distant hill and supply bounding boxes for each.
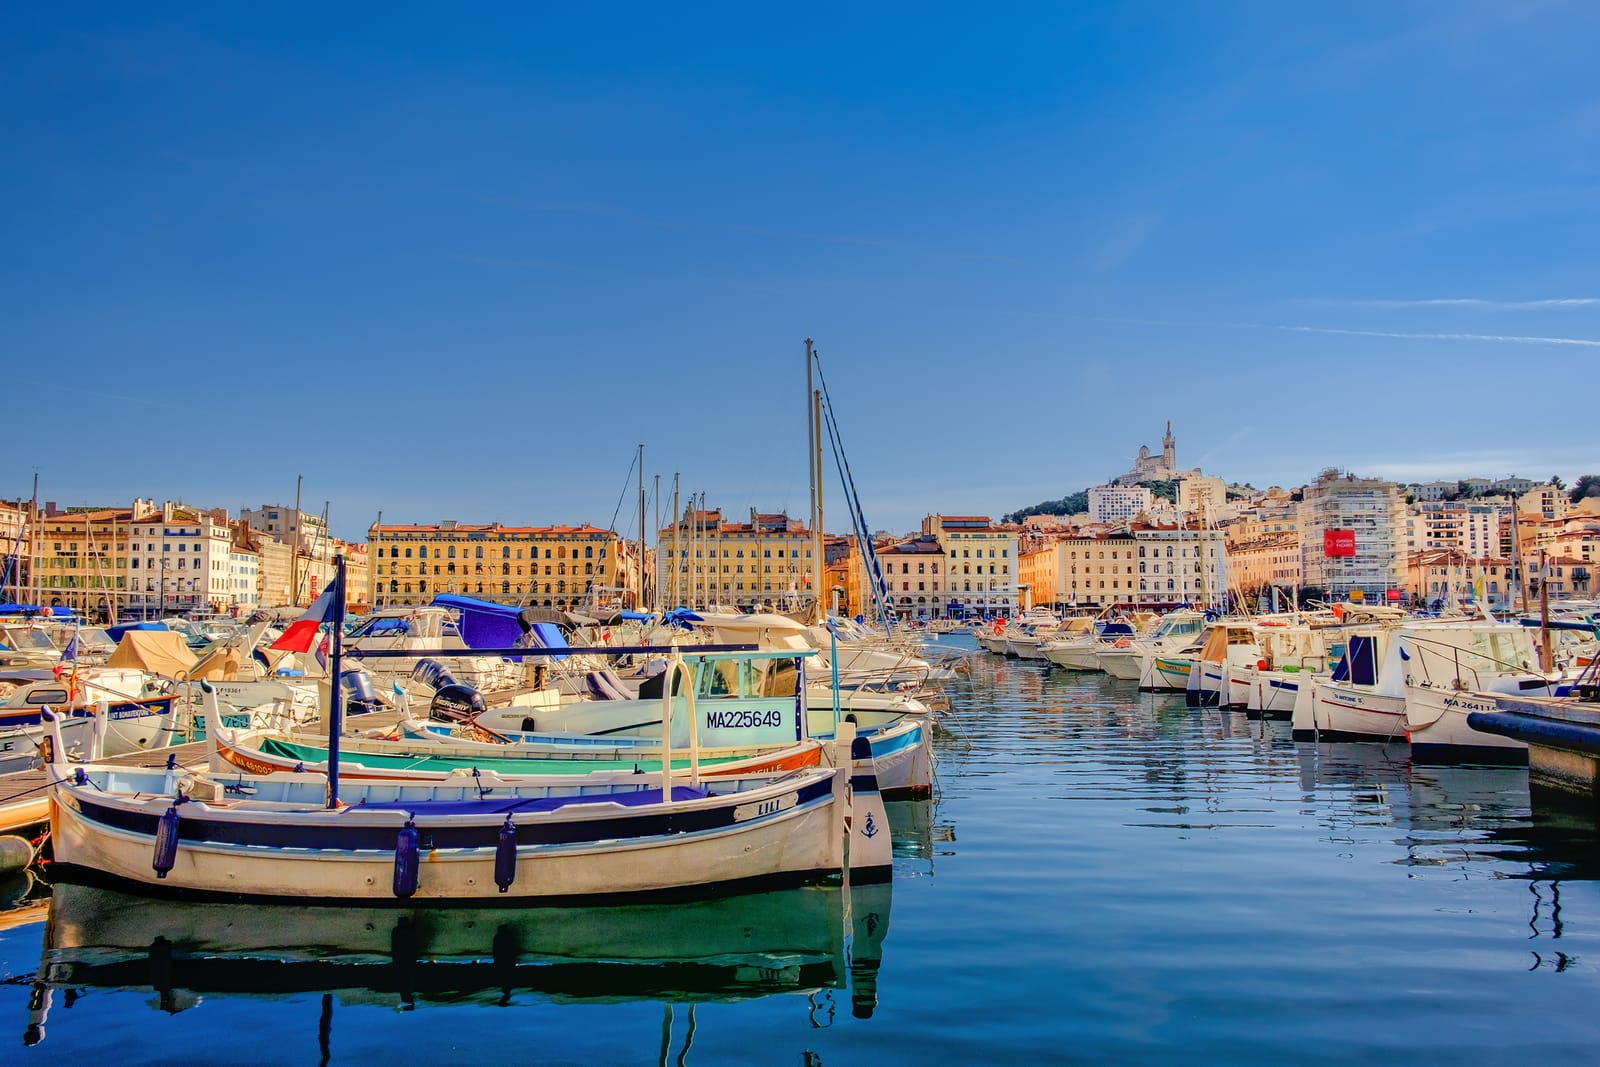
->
[1003,480,1178,523]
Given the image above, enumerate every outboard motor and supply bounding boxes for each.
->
[412,658,458,693]
[341,669,382,716]
[430,682,487,723]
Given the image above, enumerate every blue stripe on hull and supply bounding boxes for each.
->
[66,777,834,852]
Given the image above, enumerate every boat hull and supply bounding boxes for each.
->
[49,769,848,905]
[1405,687,1527,764]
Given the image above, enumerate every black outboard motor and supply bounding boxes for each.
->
[431,682,488,724]
[412,658,458,693]
[341,669,382,716]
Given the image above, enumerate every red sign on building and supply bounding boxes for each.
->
[1324,529,1357,557]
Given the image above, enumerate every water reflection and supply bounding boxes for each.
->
[27,880,894,1045]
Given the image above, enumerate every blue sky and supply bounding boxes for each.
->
[5,3,1598,540]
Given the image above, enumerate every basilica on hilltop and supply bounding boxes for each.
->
[1111,422,1203,485]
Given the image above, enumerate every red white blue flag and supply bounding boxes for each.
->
[270,581,338,653]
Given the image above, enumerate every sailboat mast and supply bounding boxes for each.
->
[373,510,383,609]
[291,474,303,608]
[29,473,38,608]
[813,387,825,624]
[637,444,646,611]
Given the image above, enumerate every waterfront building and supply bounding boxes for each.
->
[1298,470,1405,602]
[878,534,948,619]
[256,539,295,608]
[655,508,812,613]
[341,541,370,612]
[1226,533,1302,598]
[1088,485,1154,525]
[125,503,236,617]
[34,503,138,619]
[372,520,633,611]
[1,499,32,602]
[1036,525,1225,611]
[922,514,1018,617]
[226,532,261,614]
[1405,549,1514,608]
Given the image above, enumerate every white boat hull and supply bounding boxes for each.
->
[1291,681,1406,742]
[1405,686,1526,763]
[1097,649,1143,680]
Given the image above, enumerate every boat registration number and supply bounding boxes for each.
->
[733,792,797,822]
[704,709,785,730]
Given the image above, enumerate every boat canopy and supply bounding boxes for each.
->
[105,621,169,644]
[427,594,571,660]
[105,630,199,677]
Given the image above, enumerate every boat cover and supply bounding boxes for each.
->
[105,630,199,677]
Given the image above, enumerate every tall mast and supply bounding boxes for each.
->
[806,339,820,621]
[637,444,646,611]
[1511,505,1524,614]
[29,473,38,607]
[813,387,825,623]
[373,510,382,608]
[670,476,680,607]
[652,473,660,611]
[1540,548,1552,672]
[291,474,303,608]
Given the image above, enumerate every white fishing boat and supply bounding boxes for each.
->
[1098,610,1204,680]
[1043,619,1135,671]
[1291,618,1561,760]
[1401,620,1561,763]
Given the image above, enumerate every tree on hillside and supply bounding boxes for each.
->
[1569,474,1600,503]
[1550,475,1567,491]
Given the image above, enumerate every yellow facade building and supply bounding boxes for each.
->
[369,521,635,611]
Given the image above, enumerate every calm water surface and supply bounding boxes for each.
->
[3,634,1599,1064]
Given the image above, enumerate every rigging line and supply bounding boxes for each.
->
[817,386,891,628]
[816,394,893,625]
[818,392,892,623]
[605,447,639,542]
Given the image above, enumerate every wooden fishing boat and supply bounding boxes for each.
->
[44,557,891,903]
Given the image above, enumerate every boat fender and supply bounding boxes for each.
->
[0,836,33,878]
[1257,659,1268,671]
[394,818,421,898]
[494,815,517,893]
[431,683,487,723]
[152,797,187,879]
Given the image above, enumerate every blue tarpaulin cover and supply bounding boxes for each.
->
[428,594,570,661]
[106,621,169,643]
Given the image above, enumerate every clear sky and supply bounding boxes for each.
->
[6,3,1598,541]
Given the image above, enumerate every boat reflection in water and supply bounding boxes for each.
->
[28,880,893,1045]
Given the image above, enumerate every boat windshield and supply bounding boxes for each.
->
[1,628,57,652]
[1153,615,1203,639]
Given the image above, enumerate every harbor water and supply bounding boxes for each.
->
[3,633,1599,1064]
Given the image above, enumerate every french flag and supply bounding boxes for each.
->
[270,581,339,653]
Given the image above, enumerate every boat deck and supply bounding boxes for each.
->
[0,707,407,834]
